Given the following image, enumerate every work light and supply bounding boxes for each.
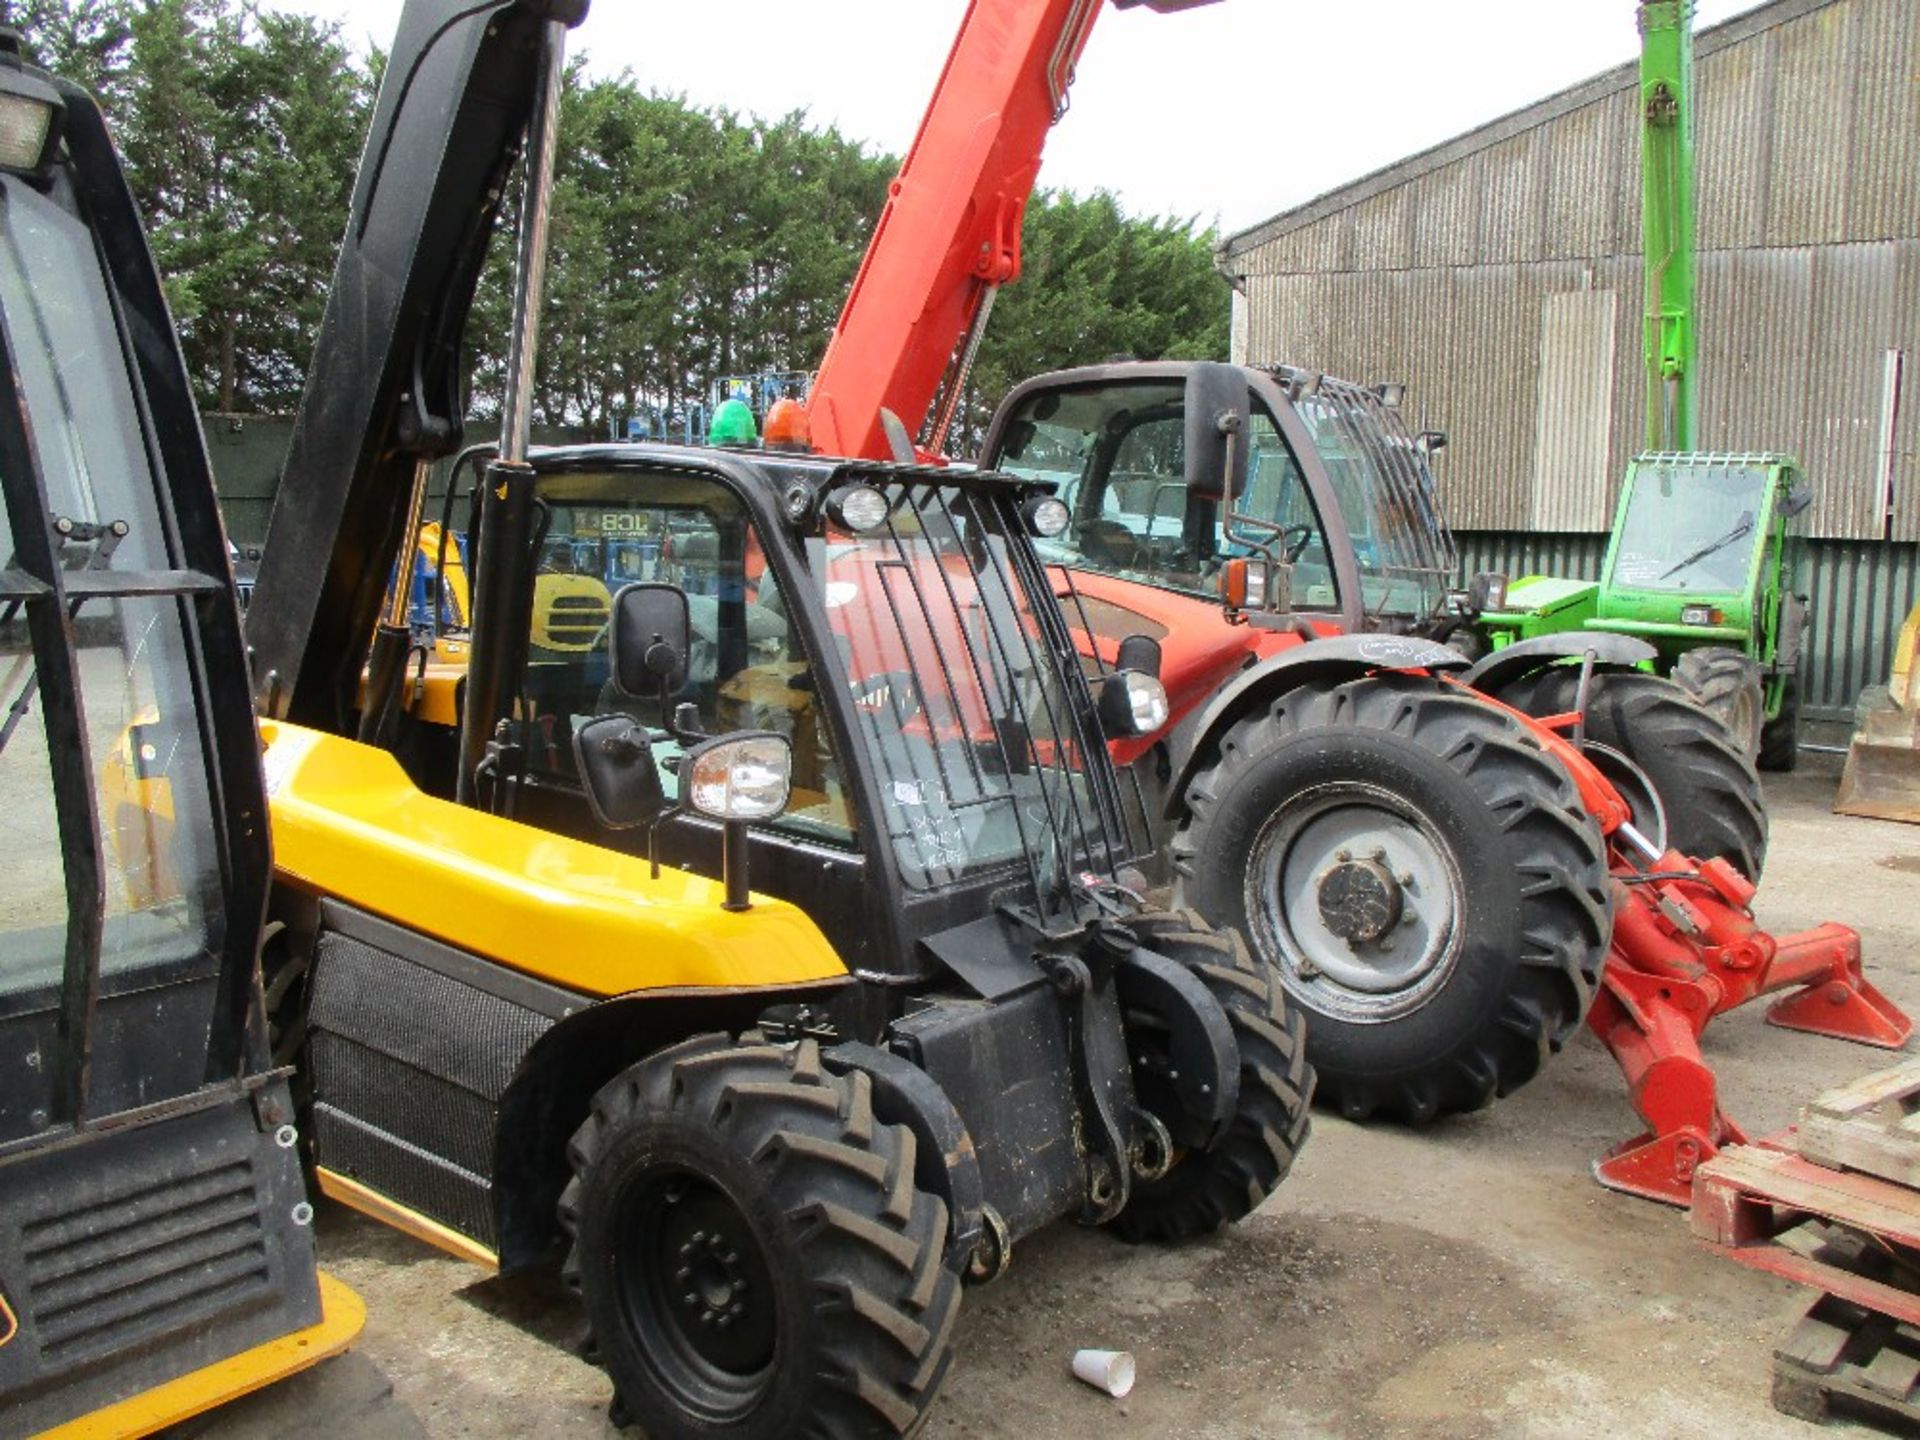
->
[684,733,792,822]
[1024,495,1071,538]
[827,484,890,533]
[0,65,62,178]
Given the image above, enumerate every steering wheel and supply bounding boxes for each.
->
[1280,524,1316,563]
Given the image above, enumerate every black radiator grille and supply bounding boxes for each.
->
[19,1157,270,1362]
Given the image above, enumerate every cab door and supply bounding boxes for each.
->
[0,93,321,1433]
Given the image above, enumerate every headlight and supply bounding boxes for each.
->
[1099,671,1170,737]
[1680,604,1725,626]
[827,484,890,533]
[1467,570,1509,613]
[1024,495,1071,538]
[684,733,792,821]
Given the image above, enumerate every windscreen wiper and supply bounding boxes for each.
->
[1658,516,1753,581]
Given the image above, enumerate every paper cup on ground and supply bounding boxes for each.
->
[1071,1348,1135,1398]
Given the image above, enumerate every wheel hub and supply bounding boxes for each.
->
[622,1165,778,1408]
[1246,783,1466,1024]
[1315,855,1403,943]
[674,1229,750,1329]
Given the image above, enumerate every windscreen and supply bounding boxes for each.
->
[808,481,1130,903]
[1288,375,1453,622]
[1609,461,1769,594]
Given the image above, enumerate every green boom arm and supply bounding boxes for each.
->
[1640,0,1697,451]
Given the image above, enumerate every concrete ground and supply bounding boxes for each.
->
[183,752,1920,1440]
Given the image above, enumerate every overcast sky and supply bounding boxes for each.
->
[263,1,1767,235]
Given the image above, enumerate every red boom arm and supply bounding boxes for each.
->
[807,0,1218,461]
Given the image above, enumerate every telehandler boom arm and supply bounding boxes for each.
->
[245,0,586,733]
[805,0,1219,461]
[1638,0,1697,451]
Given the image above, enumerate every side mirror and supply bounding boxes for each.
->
[1417,429,1448,457]
[1780,483,1813,519]
[572,714,667,830]
[1183,363,1251,504]
[610,582,691,695]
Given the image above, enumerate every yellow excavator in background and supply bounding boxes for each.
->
[1836,597,1920,824]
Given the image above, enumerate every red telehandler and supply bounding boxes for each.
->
[795,0,1910,1198]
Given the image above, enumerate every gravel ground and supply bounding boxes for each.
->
[181,751,1920,1440]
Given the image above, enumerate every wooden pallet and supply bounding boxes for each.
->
[1776,1290,1920,1431]
[1800,1060,1920,1189]
[1692,1144,1920,1329]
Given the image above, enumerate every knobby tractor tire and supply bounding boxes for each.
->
[1759,675,1802,772]
[1498,666,1768,881]
[1170,675,1612,1126]
[1111,910,1313,1244]
[1673,646,1765,759]
[561,1035,960,1440]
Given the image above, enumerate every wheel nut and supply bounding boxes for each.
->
[1380,939,1395,953]
[1372,846,1389,862]
[1397,872,1414,887]
[1335,849,1352,863]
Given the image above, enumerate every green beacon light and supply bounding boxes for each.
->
[707,396,759,447]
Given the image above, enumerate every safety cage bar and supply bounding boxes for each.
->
[851,475,1142,920]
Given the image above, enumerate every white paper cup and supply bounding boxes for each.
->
[1070,1348,1136,1398]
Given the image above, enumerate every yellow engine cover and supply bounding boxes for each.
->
[260,721,848,997]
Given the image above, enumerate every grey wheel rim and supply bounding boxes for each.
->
[1728,682,1763,755]
[1245,781,1465,1024]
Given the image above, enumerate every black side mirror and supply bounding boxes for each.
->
[1418,429,1448,457]
[610,582,691,695]
[1780,483,1813,519]
[572,714,667,830]
[1183,363,1250,504]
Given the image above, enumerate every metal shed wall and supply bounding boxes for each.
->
[1222,0,1920,545]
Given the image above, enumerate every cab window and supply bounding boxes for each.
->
[996,379,1340,612]
[520,471,854,844]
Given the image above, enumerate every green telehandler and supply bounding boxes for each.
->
[1477,1,1811,769]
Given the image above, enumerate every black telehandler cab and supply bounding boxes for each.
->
[239,4,1312,1436]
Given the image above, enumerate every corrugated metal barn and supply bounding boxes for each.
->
[1218,0,1917,719]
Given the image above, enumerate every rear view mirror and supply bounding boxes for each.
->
[610,582,690,695]
[1183,363,1250,504]
[1418,429,1448,457]
[572,714,667,830]
[1781,483,1813,519]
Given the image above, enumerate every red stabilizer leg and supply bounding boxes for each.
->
[1587,968,1746,1206]
[1597,1126,1725,1206]
[1767,972,1913,1047]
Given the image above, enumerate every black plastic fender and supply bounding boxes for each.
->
[825,1041,987,1277]
[1112,944,1240,1150]
[1462,632,1658,697]
[1166,634,1468,819]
